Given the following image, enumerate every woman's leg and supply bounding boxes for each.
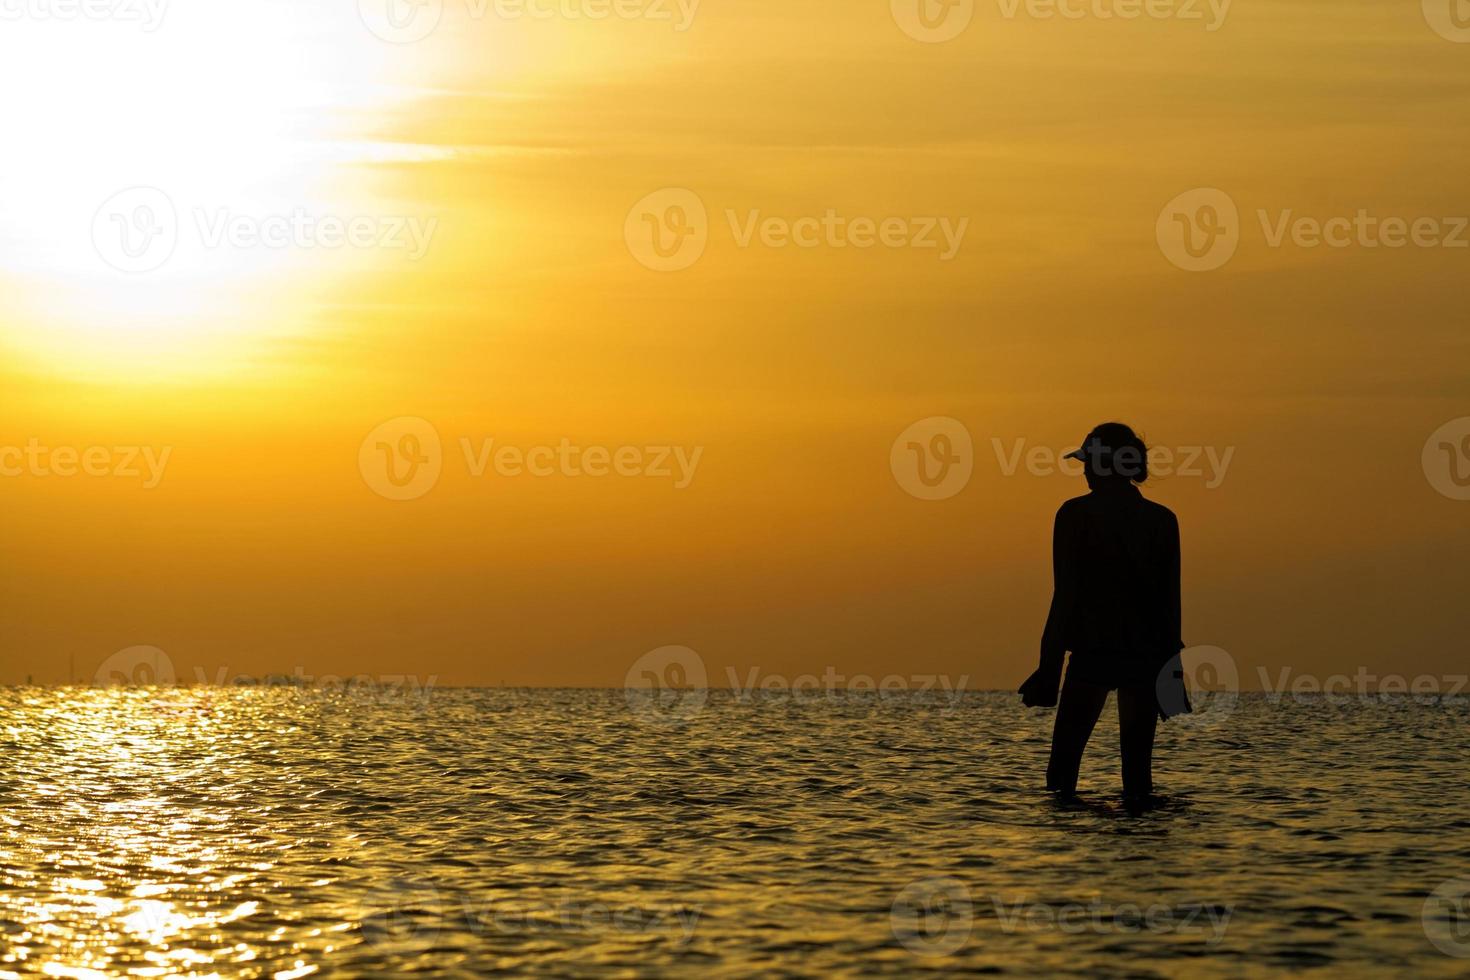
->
[1046,676,1109,794]
[1116,686,1159,798]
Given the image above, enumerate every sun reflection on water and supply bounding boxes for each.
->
[0,688,359,978]
[3,687,1467,977]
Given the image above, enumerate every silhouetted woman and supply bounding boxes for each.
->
[1018,423,1190,802]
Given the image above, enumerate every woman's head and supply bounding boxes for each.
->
[1067,422,1148,489]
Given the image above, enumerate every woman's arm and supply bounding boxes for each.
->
[1020,504,1079,706]
[1166,511,1182,653]
[1040,504,1081,671]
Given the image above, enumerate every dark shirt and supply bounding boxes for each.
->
[1040,484,1183,688]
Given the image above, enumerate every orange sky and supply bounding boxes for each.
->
[2,0,1467,690]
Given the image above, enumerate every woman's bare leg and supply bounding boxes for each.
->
[1046,676,1109,794]
[1116,685,1159,799]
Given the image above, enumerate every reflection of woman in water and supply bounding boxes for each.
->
[1019,423,1190,803]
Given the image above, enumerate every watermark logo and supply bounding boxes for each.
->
[93,186,178,274]
[360,878,699,945]
[95,645,176,687]
[359,0,444,42]
[360,417,443,501]
[891,0,975,42]
[1423,417,1470,501]
[193,208,437,258]
[362,424,702,501]
[1423,0,1470,42]
[461,437,701,487]
[725,667,970,712]
[92,187,438,273]
[1160,190,1470,271]
[992,896,1232,941]
[894,0,1230,37]
[994,0,1229,29]
[0,440,172,488]
[485,896,700,941]
[625,188,708,272]
[891,417,973,500]
[726,210,968,259]
[1157,187,1239,272]
[891,877,972,955]
[1424,877,1470,957]
[484,0,699,28]
[1257,666,1468,705]
[360,878,445,948]
[0,0,168,30]
[991,437,1234,488]
[1159,644,1238,729]
[626,191,968,269]
[624,645,708,725]
[1256,209,1468,250]
[360,0,699,39]
[185,666,439,702]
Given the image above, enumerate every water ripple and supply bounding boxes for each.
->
[1,689,1467,976]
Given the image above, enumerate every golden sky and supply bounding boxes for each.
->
[2,0,1467,690]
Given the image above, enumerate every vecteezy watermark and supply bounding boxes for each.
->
[461,438,701,487]
[891,0,974,42]
[1158,645,1238,729]
[359,417,704,501]
[1422,0,1470,42]
[726,210,968,260]
[1156,187,1240,272]
[994,0,1229,29]
[1424,877,1470,957]
[624,645,708,726]
[1254,209,1470,250]
[91,187,438,274]
[481,897,700,942]
[0,440,172,489]
[0,0,168,30]
[991,437,1236,488]
[360,878,447,948]
[624,188,709,272]
[358,878,701,948]
[1158,187,1470,272]
[92,187,178,274]
[95,646,176,686]
[891,877,1231,955]
[625,188,969,272]
[891,877,973,956]
[189,666,440,700]
[890,417,974,501]
[359,417,444,502]
[94,646,437,699]
[991,895,1232,943]
[492,0,698,28]
[890,0,1228,42]
[724,667,971,712]
[891,423,1235,500]
[1423,417,1470,501]
[1256,667,1469,705]
[357,0,699,43]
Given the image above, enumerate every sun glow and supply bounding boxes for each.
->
[0,3,411,379]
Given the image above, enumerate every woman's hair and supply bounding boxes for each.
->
[1078,422,1148,488]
